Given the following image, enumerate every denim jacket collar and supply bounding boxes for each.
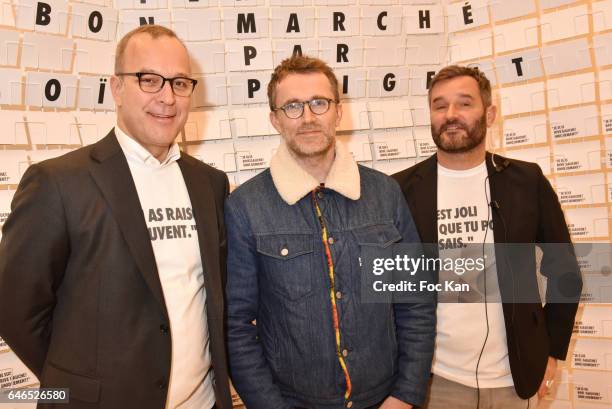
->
[270,140,361,205]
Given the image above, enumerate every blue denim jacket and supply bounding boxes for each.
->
[226,166,435,409]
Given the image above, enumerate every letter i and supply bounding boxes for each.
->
[98,78,107,104]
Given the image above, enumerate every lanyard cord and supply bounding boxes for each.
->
[312,189,352,401]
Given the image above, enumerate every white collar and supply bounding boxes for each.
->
[269,140,361,205]
[114,125,181,168]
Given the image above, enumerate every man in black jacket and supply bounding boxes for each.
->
[393,65,582,408]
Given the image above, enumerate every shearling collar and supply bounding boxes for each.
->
[270,140,361,205]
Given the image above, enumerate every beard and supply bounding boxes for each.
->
[286,126,335,159]
[431,114,487,153]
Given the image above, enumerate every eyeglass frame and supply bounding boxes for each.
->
[273,97,339,119]
[115,72,198,97]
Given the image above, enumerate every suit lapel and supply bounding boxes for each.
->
[410,155,439,245]
[178,156,223,318]
[88,130,167,316]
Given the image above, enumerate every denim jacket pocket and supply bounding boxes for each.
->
[256,233,314,301]
[353,222,402,247]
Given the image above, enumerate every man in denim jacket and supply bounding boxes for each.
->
[225,55,435,409]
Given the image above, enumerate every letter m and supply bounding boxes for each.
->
[237,13,256,33]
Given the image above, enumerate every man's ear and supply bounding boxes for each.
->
[269,110,281,134]
[486,104,497,127]
[335,101,343,127]
[110,76,123,107]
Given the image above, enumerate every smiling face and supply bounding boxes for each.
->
[111,33,191,160]
[269,72,342,160]
[429,75,495,154]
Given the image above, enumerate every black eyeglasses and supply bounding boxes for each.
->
[115,72,198,97]
[274,98,337,119]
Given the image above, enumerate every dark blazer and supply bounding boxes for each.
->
[0,130,232,409]
[393,152,582,399]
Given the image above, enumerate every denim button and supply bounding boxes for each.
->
[346,401,353,408]
[342,349,348,357]
[328,237,335,245]
[336,291,342,299]
[280,248,289,256]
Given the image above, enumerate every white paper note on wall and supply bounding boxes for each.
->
[564,207,609,239]
[186,141,236,172]
[230,106,278,137]
[235,138,280,171]
[184,110,232,142]
[173,8,221,41]
[574,306,612,338]
[337,101,369,132]
[555,173,606,206]
[502,114,547,148]
[499,81,545,116]
[572,338,612,371]
[371,129,416,161]
[549,105,600,141]
[0,151,27,185]
[22,32,73,72]
[336,133,372,162]
[504,146,551,175]
[540,5,589,43]
[369,99,413,129]
[553,140,601,174]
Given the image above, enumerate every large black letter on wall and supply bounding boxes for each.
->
[426,71,436,89]
[238,13,256,33]
[247,79,260,98]
[45,78,61,101]
[383,73,396,92]
[35,2,51,26]
[419,9,430,29]
[244,46,257,65]
[88,11,103,33]
[462,4,474,25]
[512,57,524,76]
[333,12,346,32]
[337,43,348,63]
[139,16,154,25]
[292,44,303,57]
[287,13,300,33]
[377,12,387,31]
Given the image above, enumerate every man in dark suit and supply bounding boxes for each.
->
[0,25,232,409]
[393,65,582,408]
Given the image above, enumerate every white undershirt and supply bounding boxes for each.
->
[434,161,513,388]
[115,127,215,409]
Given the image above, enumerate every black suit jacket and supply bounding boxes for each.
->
[0,131,232,409]
[393,152,582,399]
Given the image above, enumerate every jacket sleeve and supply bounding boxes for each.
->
[389,180,436,407]
[224,196,292,409]
[0,163,69,377]
[536,167,582,360]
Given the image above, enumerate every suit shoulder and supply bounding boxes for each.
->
[29,145,96,175]
[392,155,434,186]
[180,152,228,183]
[499,155,544,179]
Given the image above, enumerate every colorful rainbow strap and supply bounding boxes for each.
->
[312,189,352,402]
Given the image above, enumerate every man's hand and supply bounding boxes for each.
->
[379,396,413,409]
[537,357,558,398]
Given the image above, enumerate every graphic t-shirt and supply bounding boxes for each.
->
[116,127,215,409]
[433,161,513,388]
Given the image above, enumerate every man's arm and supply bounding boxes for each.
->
[224,196,291,409]
[0,164,69,377]
[536,166,582,360]
[388,181,436,407]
